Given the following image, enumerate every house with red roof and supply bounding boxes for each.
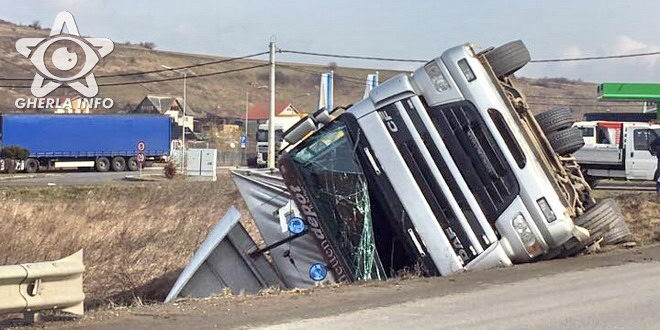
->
[245,102,300,123]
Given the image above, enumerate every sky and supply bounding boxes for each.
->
[3,0,660,83]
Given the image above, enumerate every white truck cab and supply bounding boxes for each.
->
[574,121,660,181]
[277,41,621,282]
[256,116,303,167]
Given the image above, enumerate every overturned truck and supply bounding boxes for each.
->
[277,40,630,282]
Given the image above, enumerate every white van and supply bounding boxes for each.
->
[574,121,660,181]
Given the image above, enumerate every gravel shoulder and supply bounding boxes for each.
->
[29,244,660,330]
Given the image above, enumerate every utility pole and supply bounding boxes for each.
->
[161,65,187,174]
[182,71,187,174]
[267,39,276,169]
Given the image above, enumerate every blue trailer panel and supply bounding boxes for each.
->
[0,114,171,158]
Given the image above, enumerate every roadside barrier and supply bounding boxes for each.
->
[0,250,84,318]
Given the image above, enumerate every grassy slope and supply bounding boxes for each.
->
[0,176,656,309]
[0,20,645,118]
[0,174,261,306]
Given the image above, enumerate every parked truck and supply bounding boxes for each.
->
[255,115,304,167]
[574,120,660,182]
[277,41,629,282]
[0,114,171,173]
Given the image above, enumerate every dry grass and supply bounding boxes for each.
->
[0,173,259,309]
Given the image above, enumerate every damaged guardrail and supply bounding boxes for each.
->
[165,206,285,302]
[0,250,85,317]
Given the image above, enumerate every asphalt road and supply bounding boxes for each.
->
[261,261,660,330]
[51,245,660,330]
[0,166,242,186]
[0,168,163,186]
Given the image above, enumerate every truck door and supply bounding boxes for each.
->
[625,128,658,180]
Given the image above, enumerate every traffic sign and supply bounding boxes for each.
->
[240,135,248,149]
[136,141,146,152]
[136,152,145,163]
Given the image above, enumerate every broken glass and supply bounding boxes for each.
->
[292,121,382,281]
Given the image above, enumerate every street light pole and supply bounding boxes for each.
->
[244,91,249,166]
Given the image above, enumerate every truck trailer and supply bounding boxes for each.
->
[277,41,629,282]
[0,114,171,172]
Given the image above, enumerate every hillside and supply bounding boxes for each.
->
[0,19,645,118]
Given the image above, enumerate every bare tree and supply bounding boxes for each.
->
[28,20,41,29]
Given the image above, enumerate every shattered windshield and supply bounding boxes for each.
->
[291,121,382,281]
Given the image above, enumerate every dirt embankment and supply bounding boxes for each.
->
[612,192,660,244]
[0,174,256,308]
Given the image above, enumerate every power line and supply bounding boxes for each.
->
[0,51,269,81]
[280,48,660,65]
[278,64,367,87]
[529,50,660,63]
[279,49,427,63]
[527,94,595,100]
[0,64,269,88]
[527,102,643,108]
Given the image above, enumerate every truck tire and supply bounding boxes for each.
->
[484,40,531,79]
[535,108,574,134]
[111,156,127,171]
[603,220,633,245]
[574,198,629,245]
[127,156,139,171]
[95,157,110,172]
[547,127,585,156]
[25,158,39,173]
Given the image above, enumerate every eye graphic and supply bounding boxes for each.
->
[28,36,100,82]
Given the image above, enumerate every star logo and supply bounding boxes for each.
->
[15,11,113,97]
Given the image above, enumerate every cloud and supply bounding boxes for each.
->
[523,35,660,83]
[561,45,584,59]
[611,35,660,67]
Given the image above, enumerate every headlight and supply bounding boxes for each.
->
[512,214,542,257]
[537,197,557,223]
[424,60,451,92]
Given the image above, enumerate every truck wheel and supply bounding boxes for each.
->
[535,108,574,134]
[95,157,110,172]
[574,198,630,246]
[25,158,39,173]
[127,157,139,171]
[484,40,531,79]
[111,156,127,171]
[547,127,585,155]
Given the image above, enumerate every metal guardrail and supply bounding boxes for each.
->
[165,206,284,302]
[0,250,85,317]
